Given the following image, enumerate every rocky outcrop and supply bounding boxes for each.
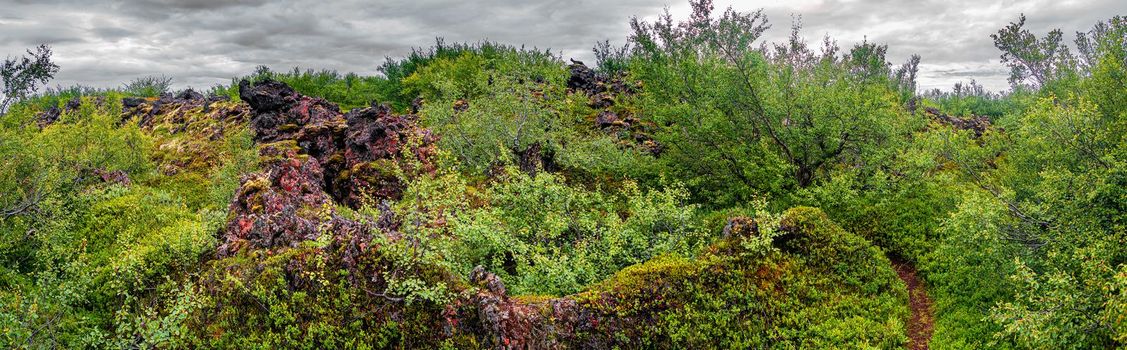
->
[174,88,205,101]
[336,104,438,206]
[215,80,605,347]
[566,60,642,105]
[117,89,250,175]
[446,267,594,349]
[62,95,81,112]
[594,110,621,128]
[567,60,661,156]
[924,107,991,137]
[216,144,395,265]
[216,79,441,257]
[34,96,81,128]
[35,106,61,128]
[218,148,332,256]
[567,59,601,96]
[238,79,437,208]
[211,78,442,256]
[120,89,244,131]
[201,81,904,349]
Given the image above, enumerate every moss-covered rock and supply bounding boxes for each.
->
[438,208,907,348]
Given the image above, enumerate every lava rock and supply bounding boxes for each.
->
[92,167,131,186]
[924,107,991,137]
[238,79,438,208]
[174,88,205,101]
[470,265,508,296]
[239,79,300,114]
[63,96,81,113]
[207,93,230,102]
[567,59,600,95]
[411,97,425,114]
[35,106,60,128]
[241,79,339,143]
[122,97,146,109]
[595,110,621,128]
[219,150,331,257]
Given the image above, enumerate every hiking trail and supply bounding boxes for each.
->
[893,260,934,350]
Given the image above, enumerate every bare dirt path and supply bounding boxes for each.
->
[892,260,934,350]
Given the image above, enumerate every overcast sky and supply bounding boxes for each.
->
[1,0,1122,92]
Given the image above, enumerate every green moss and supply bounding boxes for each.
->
[366,159,402,179]
[566,207,908,348]
[175,243,477,349]
[586,254,696,294]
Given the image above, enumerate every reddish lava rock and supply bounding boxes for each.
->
[218,150,331,257]
[238,79,437,208]
[217,79,440,257]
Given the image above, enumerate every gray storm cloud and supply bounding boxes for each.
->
[0,0,1121,92]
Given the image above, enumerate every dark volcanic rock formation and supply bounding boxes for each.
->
[337,104,438,206]
[62,96,81,113]
[567,60,661,156]
[567,59,601,95]
[33,96,81,128]
[35,106,61,128]
[217,79,440,258]
[237,79,437,208]
[216,80,615,347]
[120,88,247,131]
[924,106,992,137]
[175,88,205,101]
[566,59,641,102]
[219,149,331,256]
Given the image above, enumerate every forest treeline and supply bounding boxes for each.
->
[1,1,1124,348]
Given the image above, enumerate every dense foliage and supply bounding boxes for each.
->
[1,1,1124,348]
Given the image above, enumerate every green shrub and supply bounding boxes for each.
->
[0,90,257,348]
[628,5,915,208]
[122,75,173,97]
[444,168,707,296]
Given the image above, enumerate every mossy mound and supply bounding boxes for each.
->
[562,207,909,348]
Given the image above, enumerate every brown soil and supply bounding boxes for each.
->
[893,259,934,350]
